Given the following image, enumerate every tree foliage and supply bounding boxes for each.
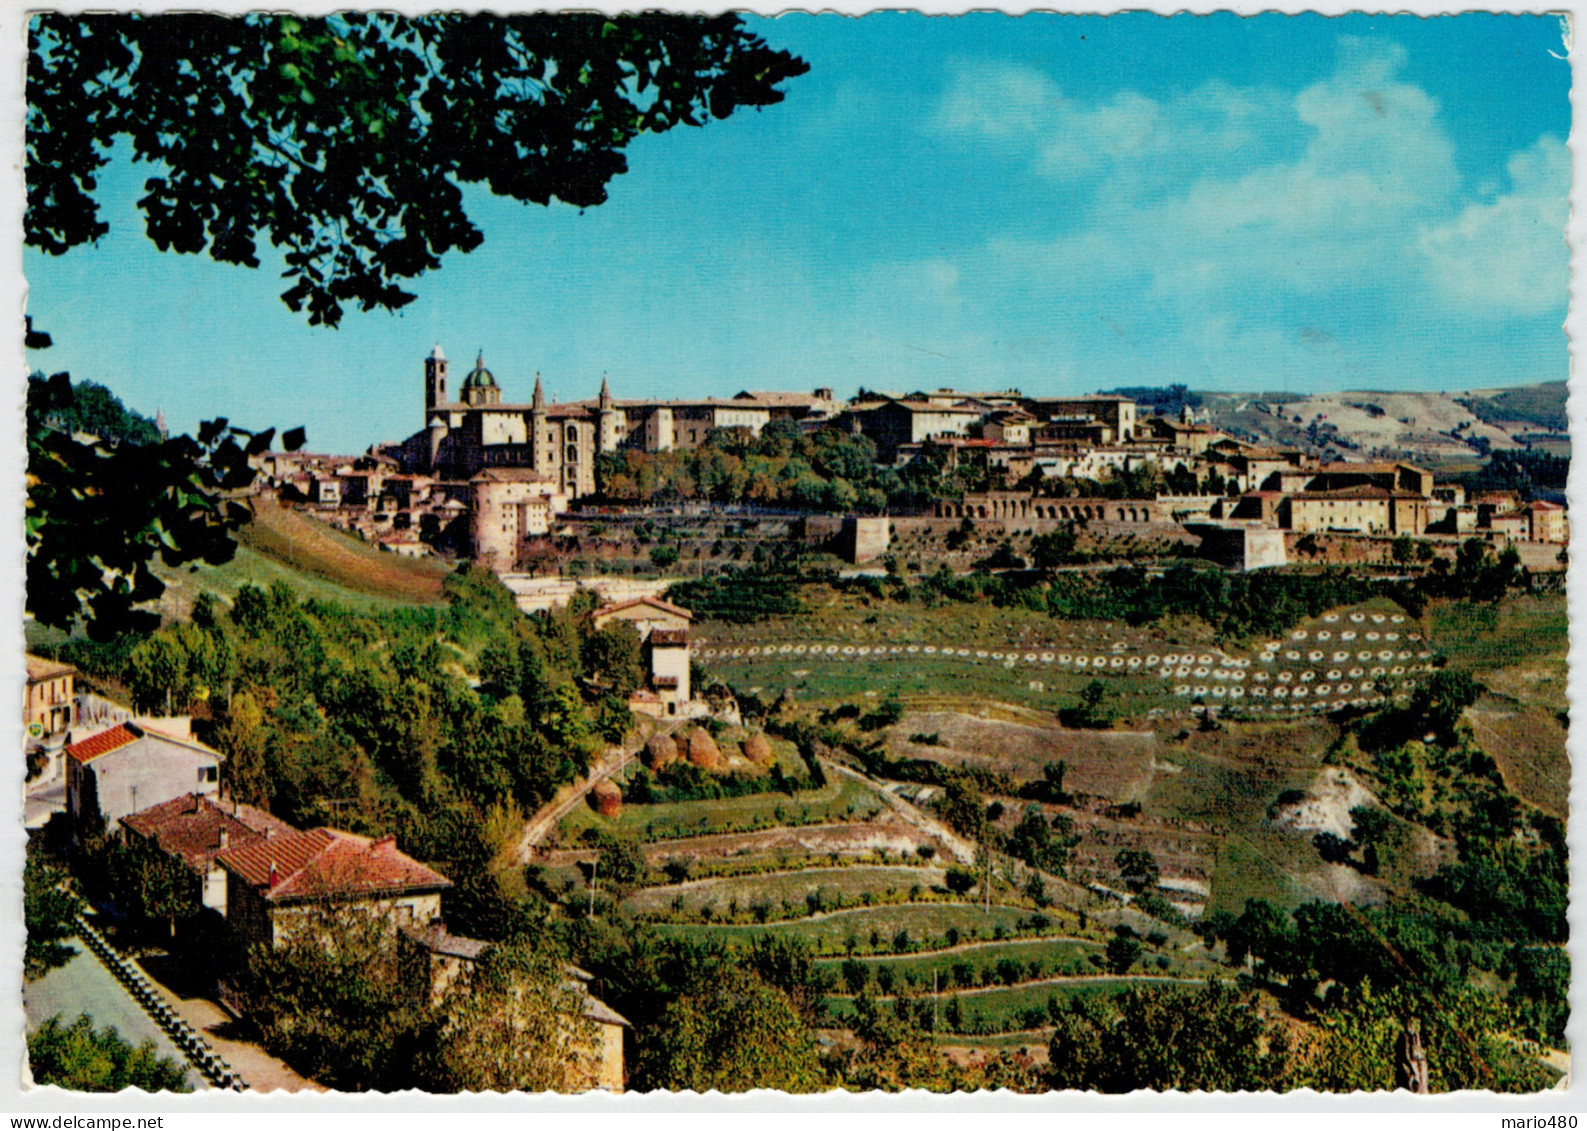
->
[1046,982,1290,1092]
[26,373,297,639]
[28,1014,192,1093]
[421,941,598,1093]
[29,12,807,326]
[24,843,79,981]
[633,967,825,1092]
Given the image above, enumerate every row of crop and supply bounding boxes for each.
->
[74,913,244,1092]
[649,906,1068,958]
[645,844,944,885]
[819,979,1180,1036]
[624,876,1014,926]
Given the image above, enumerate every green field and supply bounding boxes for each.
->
[153,501,450,615]
[649,902,1038,955]
[820,975,1203,1031]
[816,937,1105,985]
[621,864,946,917]
[556,773,884,843]
[702,652,1175,713]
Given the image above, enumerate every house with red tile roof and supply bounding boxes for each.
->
[65,722,223,838]
[217,827,452,952]
[121,793,297,915]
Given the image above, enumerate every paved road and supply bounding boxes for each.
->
[24,939,206,1091]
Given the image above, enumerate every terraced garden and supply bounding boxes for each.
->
[554,771,884,843]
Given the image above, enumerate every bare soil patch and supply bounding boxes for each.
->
[1469,705,1570,820]
[891,711,1157,800]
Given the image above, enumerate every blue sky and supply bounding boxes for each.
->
[23,12,1571,454]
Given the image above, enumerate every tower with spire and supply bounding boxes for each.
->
[597,373,620,453]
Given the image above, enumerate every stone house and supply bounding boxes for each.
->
[398,922,630,1091]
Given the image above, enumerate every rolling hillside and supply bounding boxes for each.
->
[153,497,450,616]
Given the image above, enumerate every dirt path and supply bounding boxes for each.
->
[821,757,978,866]
[515,733,650,861]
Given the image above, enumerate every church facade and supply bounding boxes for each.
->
[394,347,836,497]
[396,346,621,499]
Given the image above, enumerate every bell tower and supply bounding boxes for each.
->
[424,344,449,417]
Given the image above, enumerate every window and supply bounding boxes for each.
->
[201,765,218,783]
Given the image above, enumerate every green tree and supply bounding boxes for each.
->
[26,374,292,639]
[634,967,826,1091]
[421,942,598,1093]
[1104,934,1142,975]
[106,837,199,941]
[24,845,79,981]
[233,904,423,1091]
[1114,848,1159,893]
[29,13,808,327]
[582,622,644,696]
[1046,983,1289,1092]
[28,1014,192,1093]
[1063,679,1115,729]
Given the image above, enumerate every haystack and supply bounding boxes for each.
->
[644,733,679,770]
[686,727,723,771]
[744,730,774,766]
[591,778,622,818]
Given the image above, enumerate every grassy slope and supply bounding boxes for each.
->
[153,498,449,615]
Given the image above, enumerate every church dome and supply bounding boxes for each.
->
[461,352,497,389]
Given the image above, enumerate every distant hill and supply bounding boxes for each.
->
[28,372,161,445]
[1459,381,1567,433]
[1189,383,1568,466]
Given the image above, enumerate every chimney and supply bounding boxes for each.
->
[372,834,396,852]
[218,829,229,851]
[268,861,279,888]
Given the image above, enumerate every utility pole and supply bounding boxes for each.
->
[933,969,939,1032]
[589,854,598,918]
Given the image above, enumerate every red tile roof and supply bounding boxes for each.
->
[595,595,692,621]
[122,794,297,875]
[64,724,139,765]
[217,827,452,903]
[26,654,76,682]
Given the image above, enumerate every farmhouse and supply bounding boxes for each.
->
[592,596,702,718]
[217,827,452,952]
[121,793,297,915]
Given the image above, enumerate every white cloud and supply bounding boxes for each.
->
[930,61,1060,140]
[873,38,1566,391]
[1419,134,1570,318]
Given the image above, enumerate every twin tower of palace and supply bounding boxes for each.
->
[393,345,835,497]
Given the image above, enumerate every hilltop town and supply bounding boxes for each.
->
[22,360,1570,1094]
[252,351,1566,583]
